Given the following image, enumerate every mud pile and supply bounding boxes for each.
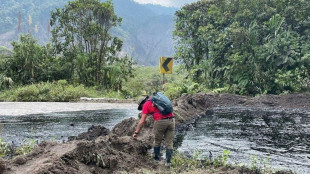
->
[1,93,310,174]
[173,93,310,124]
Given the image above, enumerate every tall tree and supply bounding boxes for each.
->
[50,0,133,88]
[9,34,42,84]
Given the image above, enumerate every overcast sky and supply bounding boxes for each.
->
[132,0,199,8]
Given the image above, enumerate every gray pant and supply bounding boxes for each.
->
[153,118,175,149]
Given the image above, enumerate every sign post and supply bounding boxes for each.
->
[159,57,173,92]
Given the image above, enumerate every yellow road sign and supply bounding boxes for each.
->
[159,57,173,74]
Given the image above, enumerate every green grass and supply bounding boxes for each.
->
[0,80,103,102]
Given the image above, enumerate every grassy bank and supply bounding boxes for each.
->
[0,65,231,102]
[0,80,105,102]
[0,66,188,102]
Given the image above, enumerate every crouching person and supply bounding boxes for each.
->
[133,93,175,166]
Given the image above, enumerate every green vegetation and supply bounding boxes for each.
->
[122,65,218,100]
[50,0,133,88]
[249,154,272,173]
[2,0,310,100]
[171,150,207,171]
[0,138,36,158]
[0,0,134,98]
[174,0,310,95]
[0,2,303,174]
[170,150,287,174]
[15,139,36,155]
[0,65,188,101]
[136,149,282,174]
[0,138,11,158]
[8,34,55,85]
[0,0,175,66]
[169,150,233,173]
[122,65,186,99]
[0,80,101,102]
[0,46,11,53]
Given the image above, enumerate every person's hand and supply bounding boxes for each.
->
[132,132,138,139]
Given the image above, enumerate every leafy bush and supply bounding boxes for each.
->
[15,84,40,101]
[275,67,310,94]
[164,82,188,100]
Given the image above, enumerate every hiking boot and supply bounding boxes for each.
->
[154,146,160,161]
[166,149,173,164]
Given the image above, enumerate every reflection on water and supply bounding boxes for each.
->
[0,109,139,145]
[176,107,310,174]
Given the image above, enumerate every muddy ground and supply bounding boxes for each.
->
[1,93,309,174]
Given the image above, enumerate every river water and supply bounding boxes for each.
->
[177,107,310,174]
[0,102,139,145]
[0,103,309,173]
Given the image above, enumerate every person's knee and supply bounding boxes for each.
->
[153,140,162,147]
[166,143,173,149]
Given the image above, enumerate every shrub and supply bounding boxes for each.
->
[16,84,40,101]
[164,82,187,100]
[0,81,95,102]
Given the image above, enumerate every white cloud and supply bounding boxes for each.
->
[132,0,198,8]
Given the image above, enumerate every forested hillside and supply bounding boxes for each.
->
[174,0,310,95]
[0,0,176,65]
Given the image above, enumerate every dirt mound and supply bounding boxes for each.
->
[1,112,157,174]
[2,131,156,173]
[173,93,310,125]
[1,93,309,174]
[68,125,110,141]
